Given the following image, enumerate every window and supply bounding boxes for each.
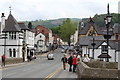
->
[14,32,16,40]
[102,45,107,53]
[13,48,16,57]
[9,32,12,39]
[39,40,43,47]
[9,49,12,57]
[9,32,16,40]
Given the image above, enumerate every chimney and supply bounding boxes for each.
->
[1,13,5,34]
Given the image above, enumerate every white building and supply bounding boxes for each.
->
[71,29,78,46]
[35,32,47,53]
[78,18,120,62]
[48,29,54,45]
[0,13,34,60]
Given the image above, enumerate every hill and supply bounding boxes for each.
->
[24,18,81,28]
[24,13,118,29]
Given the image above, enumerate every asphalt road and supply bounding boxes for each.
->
[2,48,77,78]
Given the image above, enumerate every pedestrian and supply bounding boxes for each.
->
[61,54,67,70]
[77,54,81,64]
[2,54,6,67]
[83,54,90,62]
[72,54,77,72]
[68,53,73,72]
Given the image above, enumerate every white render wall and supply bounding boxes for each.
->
[81,46,89,57]
[89,48,117,62]
[0,32,24,58]
[49,30,53,45]
[26,30,34,48]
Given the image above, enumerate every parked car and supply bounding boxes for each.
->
[47,53,54,60]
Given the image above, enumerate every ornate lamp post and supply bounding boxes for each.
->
[104,4,112,62]
[91,32,96,59]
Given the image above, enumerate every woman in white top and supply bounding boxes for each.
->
[83,54,90,62]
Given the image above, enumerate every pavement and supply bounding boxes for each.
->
[0,49,53,69]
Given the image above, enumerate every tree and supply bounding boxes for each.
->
[59,18,77,46]
[28,22,33,29]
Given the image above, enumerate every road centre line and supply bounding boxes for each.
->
[44,65,62,80]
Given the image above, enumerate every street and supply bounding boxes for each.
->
[2,49,77,78]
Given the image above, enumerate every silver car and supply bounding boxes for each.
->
[47,53,54,60]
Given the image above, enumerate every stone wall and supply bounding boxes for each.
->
[77,62,118,78]
[1,58,23,65]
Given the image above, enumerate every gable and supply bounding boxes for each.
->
[98,41,112,49]
[86,26,97,36]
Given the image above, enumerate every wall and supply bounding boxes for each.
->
[77,62,118,78]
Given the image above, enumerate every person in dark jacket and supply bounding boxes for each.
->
[68,53,73,72]
[61,54,67,70]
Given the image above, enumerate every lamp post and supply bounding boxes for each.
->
[22,31,26,62]
[22,41,25,62]
[104,4,112,62]
[91,32,96,59]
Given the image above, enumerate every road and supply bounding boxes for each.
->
[2,49,77,78]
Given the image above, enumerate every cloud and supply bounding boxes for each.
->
[0,0,119,21]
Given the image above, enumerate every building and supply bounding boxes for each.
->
[35,32,47,53]
[77,18,120,62]
[0,12,34,60]
[34,25,55,52]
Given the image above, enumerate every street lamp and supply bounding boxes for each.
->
[91,32,96,59]
[22,40,25,62]
[104,4,112,62]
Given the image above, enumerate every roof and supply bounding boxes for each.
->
[18,22,29,30]
[79,19,103,35]
[3,14,21,32]
[98,53,111,58]
[79,36,105,46]
[79,36,119,51]
[113,23,120,34]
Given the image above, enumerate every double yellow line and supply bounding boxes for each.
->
[44,66,62,80]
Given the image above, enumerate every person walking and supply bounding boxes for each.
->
[61,54,67,70]
[68,53,73,72]
[72,54,77,72]
[2,54,6,67]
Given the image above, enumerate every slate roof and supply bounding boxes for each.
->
[113,23,120,34]
[79,18,103,35]
[78,35,119,51]
[18,22,29,30]
[3,14,21,32]
[98,53,111,58]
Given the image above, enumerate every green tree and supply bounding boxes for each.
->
[59,18,77,46]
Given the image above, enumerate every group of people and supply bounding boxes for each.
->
[61,50,90,72]
[61,53,81,72]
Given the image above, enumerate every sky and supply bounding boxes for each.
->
[0,0,119,21]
